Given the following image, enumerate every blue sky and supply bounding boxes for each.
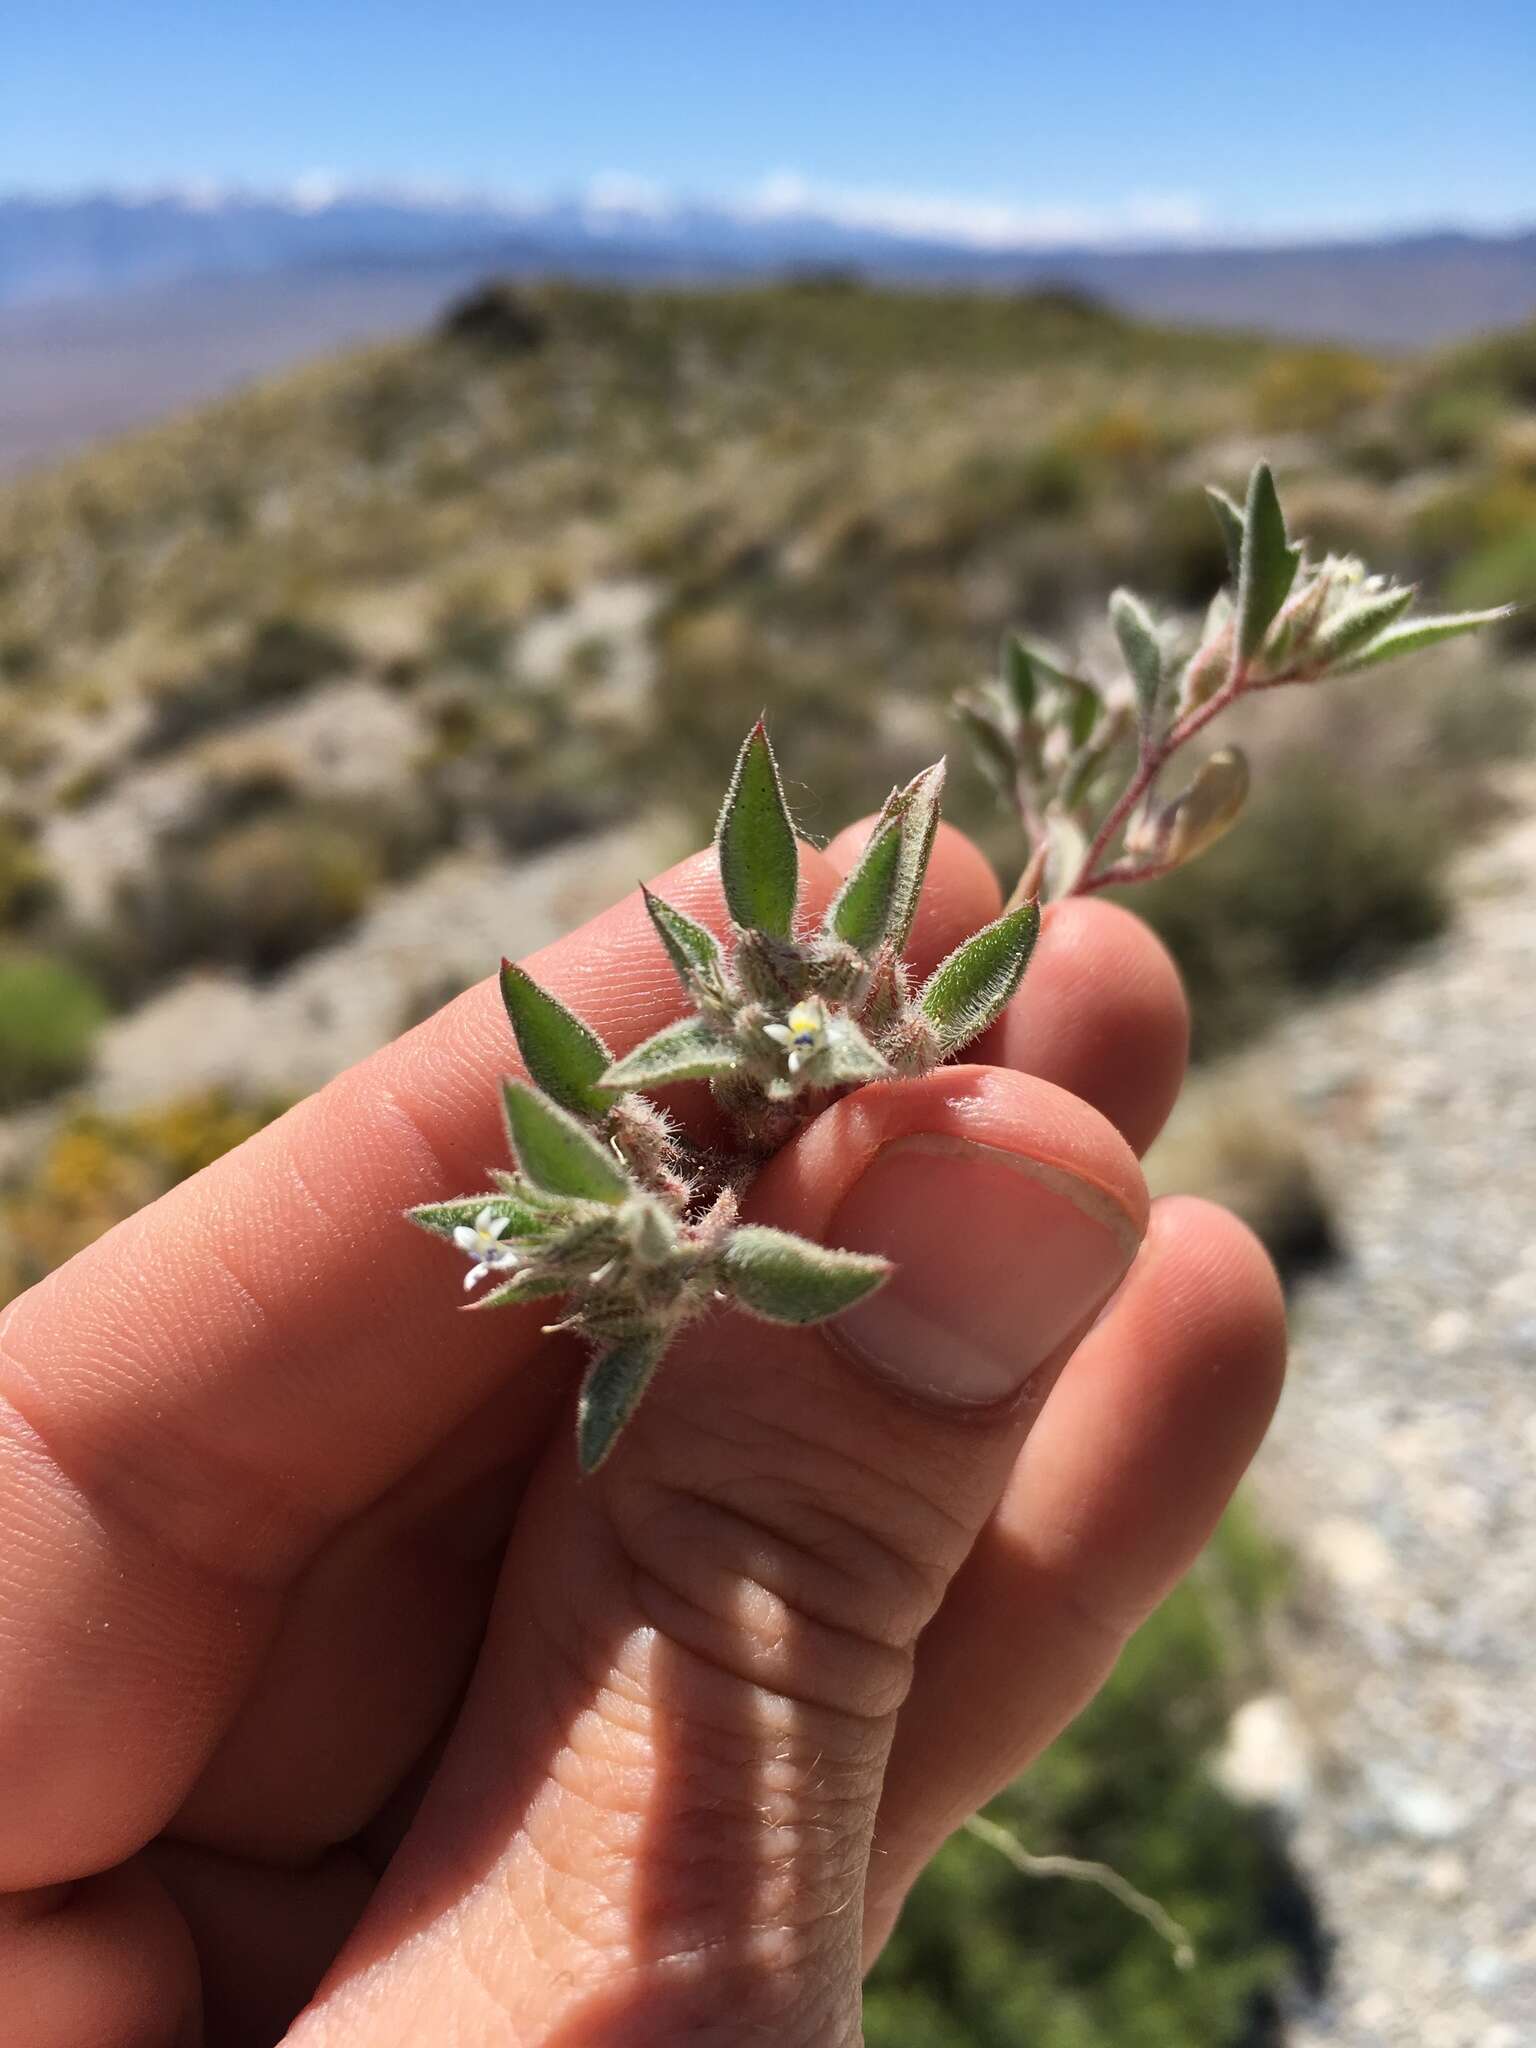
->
[4,1,1534,241]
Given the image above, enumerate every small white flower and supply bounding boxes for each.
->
[764,997,834,1076]
[453,1206,524,1292]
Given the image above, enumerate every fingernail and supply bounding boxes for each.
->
[827,1134,1141,1406]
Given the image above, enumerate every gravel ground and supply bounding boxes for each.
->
[1220,791,1536,2046]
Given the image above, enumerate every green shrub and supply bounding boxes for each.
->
[866,1508,1315,2047]
[141,614,355,754]
[0,951,107,1107]
[1252,347,1386,434]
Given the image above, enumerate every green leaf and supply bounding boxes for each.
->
[819,1016,893,1086]
[955,700,1017,794]
[1337,606,1516,670]
[1308,584,1416,668]
[499,961,612,1119]
[641,886,728,997]
[1002,632,1037,721]
[825,817,904,958]
[919,899,1043,1053]
[1235,463,1302,664]
[577,1332,669,1472]
[1110,589,1164,723]
[597,1016,741,1094]
[867,757,946,956]
[406,1190,554,1243]
[467,1267,573,1310]
[1205,486,1246,579]
[720,1225,890,1325]
[717,720,798,937]
[501,1078,629,1204]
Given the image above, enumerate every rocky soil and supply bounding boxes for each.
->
[1195,787,1536,2046]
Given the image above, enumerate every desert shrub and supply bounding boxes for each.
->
[1149,1085,1338,1284]
[0,1090,283,1304]
[0,820,56,932]
[0,951,108,1107]
[436,282,550,354]
[1252,347,1387,434]
[1445,524,1536,648]
[112,813,381,982]
[1131,766,1449,1060]
[1403,384,1502,465]
[141,614,355,754]
[865,1507,1317,2048]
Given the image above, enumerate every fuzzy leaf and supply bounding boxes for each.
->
[641,886,728,997]
[577,1332,669,1472]
[501,1079,629,1204]
[406,1191,555,1243]
[1308,584,1416,668]
[868,757,946,956]
[1235,463,1302,663]
[717,720,798,937]
[825,817,904,958]
[1042,811,1090,901]
[721,1225,890,1325]
[820,1017,893,1086]
[1337,606,1516,670]
[499,961,612,1119]
[919,899,1043,1052]
[1205,486,1246,579]
[467,1267,573,1310]
[1163,747,1250,867]
[598,1016,741,1094]
[1110,588,1164,723]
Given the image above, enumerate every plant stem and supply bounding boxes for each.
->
[1068,670,1248,895]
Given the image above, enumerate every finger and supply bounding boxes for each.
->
[0,1865,199,2048]
[300,1068,1147,2043]
[0,829,998,1889]
[864,1197,1286,1957]
[827,818,1188,1156]
[972,896,1189,1155]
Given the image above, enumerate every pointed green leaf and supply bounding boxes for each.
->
[825,817,904,958]
[598,1016,741,1094]
[499,961,612,1119]
[1110,588,1164,723]
[717,721,798,937]
[721,1225,890,1325]
[501,1078,629,1204]
[956,700,1018,794]
[1308,584,1416,668]
[467,1267,573,1310]
[1205,486,1246,579]
[1337,606,1516,670]
[1236,463,1302,663]
[919,899,1043,1053]
[820,1016,893,1086]
[406,1191,555,1243]
[641,886,728,997]
[1002,632,1037,721]
[872,757,947,956]
[578,1332,669,1472]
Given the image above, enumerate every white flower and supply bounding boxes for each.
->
[764,997,834,1076]
[453,1206,524,1292]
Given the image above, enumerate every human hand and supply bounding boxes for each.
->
[0,820,1284,2046]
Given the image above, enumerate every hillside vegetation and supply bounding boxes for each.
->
[0,280,1532,2042]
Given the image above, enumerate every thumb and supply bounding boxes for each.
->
[300,1067,1144,2048]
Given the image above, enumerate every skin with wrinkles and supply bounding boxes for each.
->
[0,818,1283,2047]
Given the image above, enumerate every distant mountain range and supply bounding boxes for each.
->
[2,190,1534,477]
